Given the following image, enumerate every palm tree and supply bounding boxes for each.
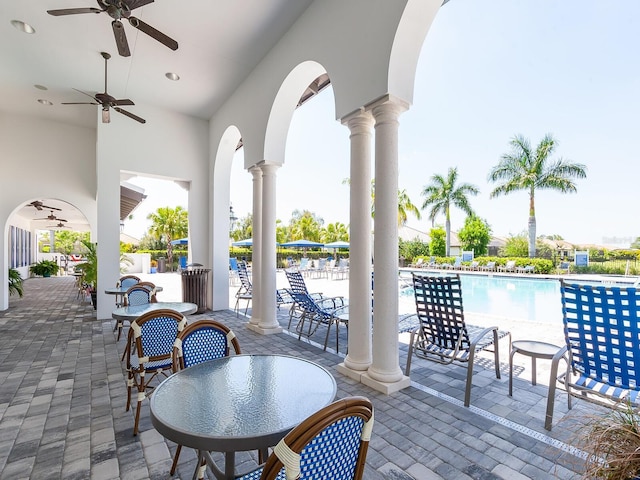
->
[147,206,189,269]
[342,178,422,227]
[420,167,479,256]
[488,134,587,258]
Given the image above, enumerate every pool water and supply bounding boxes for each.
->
[399,274,562,324]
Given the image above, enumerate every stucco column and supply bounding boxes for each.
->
[362,95,411,394]
[337,109,374,379]
[248,165,262,327]
[248,161,282,335]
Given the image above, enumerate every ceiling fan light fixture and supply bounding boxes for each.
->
[37,99,53,106]
[11,20,35,34]
[102,108,111,123]
[34,84,48,91]
[165,72,180,81]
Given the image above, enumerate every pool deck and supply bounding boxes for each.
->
[0,271,626,479]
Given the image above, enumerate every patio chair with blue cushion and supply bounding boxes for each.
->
[115,283,158,341]
[405,273,511,407]
[545,281,640,430]
[124,308,187,435]
[237,396,374,480]
[170,319,242,475]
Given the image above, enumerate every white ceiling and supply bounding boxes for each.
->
[3,0,314,230]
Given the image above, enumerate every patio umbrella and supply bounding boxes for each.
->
[232,238,253,247]
[170,238,188,245]
[324,240,349,249]
[280,239,324,248]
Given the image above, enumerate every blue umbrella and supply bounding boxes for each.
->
[232,238,253,247]
[324,240,349,249]
[281,239,324,248]
[170,238,188,245]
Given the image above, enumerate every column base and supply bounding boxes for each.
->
[246,324,282,335]
[360,372,411,395]
[336,362,367,381]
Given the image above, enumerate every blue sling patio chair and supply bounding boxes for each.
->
[545,280,640,430]
[405,273,511,407]
[288,291,348,352]
[284,269,329,328]
[234,261,252,316]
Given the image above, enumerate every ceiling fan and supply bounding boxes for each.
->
[35,211,68,223]
[47,0,178,57]
[62,52,146,124]
[47,222,70,229]
[28,200,61,211]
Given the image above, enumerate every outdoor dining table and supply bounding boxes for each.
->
[111,301,198,323]
[149,354,337,480]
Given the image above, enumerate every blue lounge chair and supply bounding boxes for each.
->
[545,281,640,430]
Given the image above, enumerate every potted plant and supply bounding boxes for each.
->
[8,268,23,297]
[29,259,60,278]
[580,402,640,479]
[75,240,97,309]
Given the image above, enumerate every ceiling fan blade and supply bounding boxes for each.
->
[114,107,146,124]
[72,88,98,102]
[128,17,178,51]
[112,20,131,57]
[56,218,68,223]
[62,102,98,105]
[127,0,155,10]
[112,99,135,106]
[47,7,103,16]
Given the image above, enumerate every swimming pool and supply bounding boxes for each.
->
[399,274,561,324]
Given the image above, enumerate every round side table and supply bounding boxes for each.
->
[508,340,563,397]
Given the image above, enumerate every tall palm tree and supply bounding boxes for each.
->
[147,206,189,269]
[420,167,479,256]
[342,178,422,227]
[488,134,587,258]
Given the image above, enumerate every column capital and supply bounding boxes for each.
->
[248,164,262,178]
[341,109,374,133]
[258,161,280,176]
[366,94,410,120]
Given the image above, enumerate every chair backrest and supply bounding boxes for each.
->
[172,319,241,371]
[229,257,239,272]
[412,273,470,351]
[505,260,516,269]
[453,256,462,266]
[118,275,140,288]
[286,269,311,295]
[127,309,187,368]
[299,257,310,270]
[124,284,157,306]
[237,261,252,290]
[486,261,495,268]
[560,281,640,391]
[259,396,374,480]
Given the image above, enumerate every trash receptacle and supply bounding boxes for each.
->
[157,257,166,273]
[181,266,210,313]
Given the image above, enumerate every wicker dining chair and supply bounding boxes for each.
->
[170,319,242,475]
[237,396,374,480]
[115,283,158,341]
[124,308,187,435]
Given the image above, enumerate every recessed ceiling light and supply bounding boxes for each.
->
[37,99,53,106]
[11,20,35,34]
[165,72,180,81]
[34,84,48,91]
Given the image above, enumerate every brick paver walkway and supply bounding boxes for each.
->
[0,276,601,479]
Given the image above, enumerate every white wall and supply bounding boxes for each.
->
[0,112,97,309]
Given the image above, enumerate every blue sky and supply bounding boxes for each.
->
[126,0,639,248]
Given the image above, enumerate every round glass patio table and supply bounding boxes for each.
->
[111,301,197,322]
[150,354,337,480]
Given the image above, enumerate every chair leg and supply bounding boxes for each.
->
[170,444,182,475]
[405,330,417,376]
[464,345,477,407]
